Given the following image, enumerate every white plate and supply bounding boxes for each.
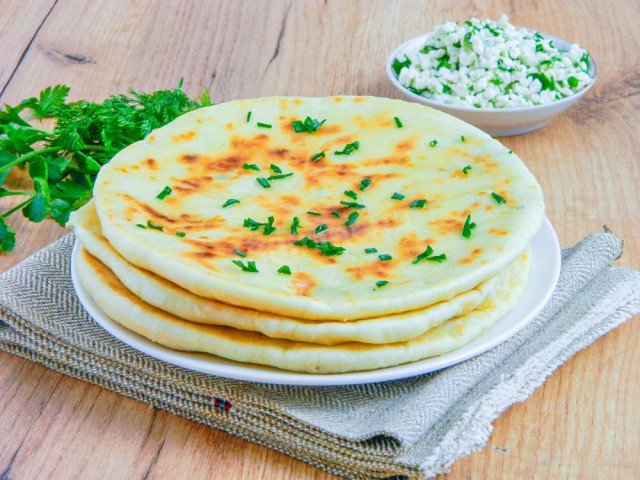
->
[71,218,560,386]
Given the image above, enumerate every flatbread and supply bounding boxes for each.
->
[75,247,531,373]
[93,96,544,320]
[69,201,524,345]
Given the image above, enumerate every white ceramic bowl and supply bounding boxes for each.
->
[386,32,598,136]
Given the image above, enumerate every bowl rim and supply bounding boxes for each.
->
[386,29,598,114]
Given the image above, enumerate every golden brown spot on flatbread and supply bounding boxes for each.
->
[268,148,290,159]
[114,167,129,173]
[171,175,215,194]
[458,247,484,264]
[345,259,396,281]
[291,272,317,296]
[470,201,481,209]
[448,146,472,158]
[475,154,497,168]
[394,136,418,154]
[280,195,302,206]
[293,98,302,105]
[353,97,368,103]
[230,134,270,150]
[180,154,199,164]
[450,169,469,179]
[143,158,159,170]
[131,165,140,171]
[173,131,196,142]
[226,123,234,130]
[428,218,464,235]
[333,97,343,103]
[305,162,359,189]
[493,189,515,205]
[148,134,156,142]
[123,194,224,231]
[206,155,246,173]
[485,205,494,211]
[488,228,509,236]
[280,99,289,110]
[362,156,412,167]
[196,119,203,124]
[397,233,434,260]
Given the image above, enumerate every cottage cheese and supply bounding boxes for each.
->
[393,15,593,108]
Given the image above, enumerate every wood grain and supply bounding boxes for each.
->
[1,1,639,479]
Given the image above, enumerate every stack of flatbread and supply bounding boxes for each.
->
[68,96,544,373]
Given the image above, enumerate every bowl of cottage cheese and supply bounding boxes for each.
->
[387,15,597,136]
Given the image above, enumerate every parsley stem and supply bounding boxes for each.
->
[0,146,60,174]
[1,197,34,218]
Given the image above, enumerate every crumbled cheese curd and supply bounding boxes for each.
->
[393,15,592,108]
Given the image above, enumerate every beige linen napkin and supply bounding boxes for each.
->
[1,231,639,479]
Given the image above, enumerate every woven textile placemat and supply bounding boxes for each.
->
[1,231,639,479]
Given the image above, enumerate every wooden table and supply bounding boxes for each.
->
[1,1,638,478]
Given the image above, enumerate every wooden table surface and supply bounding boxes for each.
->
[1,1,638,478]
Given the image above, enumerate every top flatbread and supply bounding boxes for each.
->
[93,96,544,320]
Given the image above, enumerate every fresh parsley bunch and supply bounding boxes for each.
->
[0,81,211,253]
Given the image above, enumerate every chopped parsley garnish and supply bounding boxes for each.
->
[331,211,341,218]
[462,214,476,239]
[257,122,272,129]
[146,220,164,231]
[232,260,259,273]
[411,245,447,264]
[290,216,302,234]
[340,200,366,209]
[277,265,292,275]
[345,211,359,228]
[491,192,507,204]
[307,210,321,216]
[391,192,405,200]
[246,111,252,122]
[243,163,260,171]
[378,253,392,261]
[344,190,358,200]
[315,224,328,234]
[136,224,146,229]
[410,199,427,208]
[222,198,240,208]
[364,247,378,253]
[429,140,438,147]
[256,177,271,188]
[175,232,186,238]
[270,163,282,173]
[462,165,472,175]
[293,236,345,256]
[375,280,389,288]
[267,173,294,181]
[508,150,513,154]
[392,55,411,76]
[243,216,276,235]
[291,116,326,134]
[311,151,326,162]
[394,117,403,128]
[360,178,372,190]
[460,135,465,142]
[156,186,172,200]
[233,248,247,257]
[334,141,360,155]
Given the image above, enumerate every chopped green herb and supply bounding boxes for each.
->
[394,117,403,128]
[233,248,247,257]
[267,173,294,181]
[257,122,272,129]
[270,163,282,173]
[392,56,411,76]
[345,211,359,228]
[315,223,328,234]
[243,163,260,171]
[331,211,341,218]
[375,280,389,288]
[568,76,579,88]
[491,192,507,204]
[246,111,252,122]
[528,72,556,91]
[175,232,186,238]
[222,198,240,208]
[311,151,326,162]
[462,214,476,239]
[429,140,438,147]
[411,245,447,264]
[290,216,302,234]
[460,135,465,142]
[334,141,360,155]
[232,260,259,273]
[360,178,372,191]
[307,210,321,216]
[410,199,427,208]
[344,190,358,200]
[364,247,378,253]
[391,192,405,200]
[277,265,292,275]
[378,253,392,261]
[340,200,366,209]
[462,165,472,175]
[156,186,172,200]
[243,216,276,235]
[508,150,513,154]
[146,220,164,231]
[292,116,326,134]
[293,236,345,256]
[256,177,271,188]
[136,224,146,229]
[263,216,276,235]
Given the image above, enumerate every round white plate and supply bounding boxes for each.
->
[71,217,560,386]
